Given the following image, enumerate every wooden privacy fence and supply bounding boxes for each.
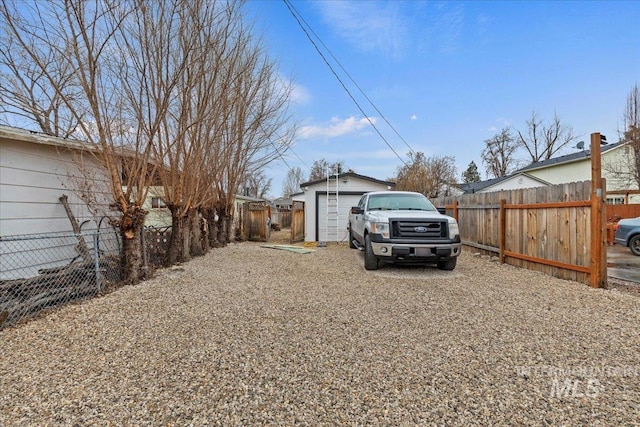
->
[290,201,305,243]
[272,209,292,229]
[433,180,607,287]
[606,203,640,221]
[240,201,270,242]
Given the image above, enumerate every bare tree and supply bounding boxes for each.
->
[395,152,457,198]
[481,128,519,178]
[308,159,347,181]
[198,7,295,247]
[0,0,156,283]
[623,83,640,188]
[282,166,306,197]
[117,0,239,264]
[606,83,640,189]
[240,168,273,199]
[514,110,577,162]
[0,24,81,137]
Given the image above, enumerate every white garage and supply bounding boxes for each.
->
[299,172,395,243]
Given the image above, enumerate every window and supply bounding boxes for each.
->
[606,197,625,205]
[151,197,166,208]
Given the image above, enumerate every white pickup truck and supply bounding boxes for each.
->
[348,191,462,270]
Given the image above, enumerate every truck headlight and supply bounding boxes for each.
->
[448,222,459,239]
[371,222,390,238]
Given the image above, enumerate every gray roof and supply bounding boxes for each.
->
[300,171,395,189]
[458,176,510,193]
[459,141,626,194]
[517,141,625,173]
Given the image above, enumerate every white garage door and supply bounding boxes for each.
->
[317,194,363,242]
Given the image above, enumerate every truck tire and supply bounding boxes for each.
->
[348,225,356,249]
[364,234,379,270]
[630,235,640,256]
[437,258,457,271]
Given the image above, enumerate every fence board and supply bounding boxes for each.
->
[606,204,640,221]
[434,180,603,286]
[290,201,305,243]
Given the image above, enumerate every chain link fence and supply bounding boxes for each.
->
[0,229,121,329]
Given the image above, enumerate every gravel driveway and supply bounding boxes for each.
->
[1,242,639,426]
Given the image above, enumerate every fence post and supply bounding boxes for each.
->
[590,133,606,288]
[499,199,506,264]
[93,233,101,291]
[453,200,459,222]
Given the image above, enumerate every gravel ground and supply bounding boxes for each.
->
[1,240,640,426]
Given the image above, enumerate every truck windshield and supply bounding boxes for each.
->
[367,194,437,211]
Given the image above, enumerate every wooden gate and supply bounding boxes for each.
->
[246,201,269,242]
[290,201,305,243]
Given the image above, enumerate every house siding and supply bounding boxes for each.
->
[0,138,112,236]
[524,145,639,202]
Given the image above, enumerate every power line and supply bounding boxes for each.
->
[283,0,409,167]
[284,0,416,157]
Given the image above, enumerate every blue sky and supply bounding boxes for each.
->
[246,0,640,197]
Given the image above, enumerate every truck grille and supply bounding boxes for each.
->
[391,219,447,239]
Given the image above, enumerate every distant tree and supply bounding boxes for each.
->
[240,169,272,199]
[462,161,481,183]
[514,110,577,162]
[395,152,457,198]
[308,159,347,181]
[481,128,519,178]
[605,83,640,189]
[282,166,306,197]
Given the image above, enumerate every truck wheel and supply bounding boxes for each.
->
[437,258,457,271]
[348,226,356,249]
[364,234,379,270]
[630,235,640,256]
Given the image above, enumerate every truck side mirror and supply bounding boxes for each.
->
[351,206,363,215]
[437,207,446,214]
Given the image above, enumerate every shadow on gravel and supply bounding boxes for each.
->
[353,250,465,279]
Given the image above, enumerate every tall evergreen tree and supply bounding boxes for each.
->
[462,161,481,183]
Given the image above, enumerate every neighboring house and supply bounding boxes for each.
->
[518,141,639,204]
[298,172,395,243]
[459,172,551,194]
[462,141,640,204]
[272,197,292,210]
[291,191,304,203]
[0,125,113,237]
[141,186,172,228]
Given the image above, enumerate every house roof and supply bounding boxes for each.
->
[235,194,265,202]
[458,176,510,193]
[517,141,626,173]
[0,125,96,152]
[300,171,395,189]
[0,124,142,160]
[459,172,552,194]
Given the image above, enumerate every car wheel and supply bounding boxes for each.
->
[364,234,379,270]
[629,235,640,256]
[348,225,356,249]
[437,258,457,271]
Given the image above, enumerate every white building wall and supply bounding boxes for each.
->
[481,174,548,193]
[302,176,392,242]
[0,138,112,236]
[525,145,632,192]
[525,159,591,185]
[0,132,116,279]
